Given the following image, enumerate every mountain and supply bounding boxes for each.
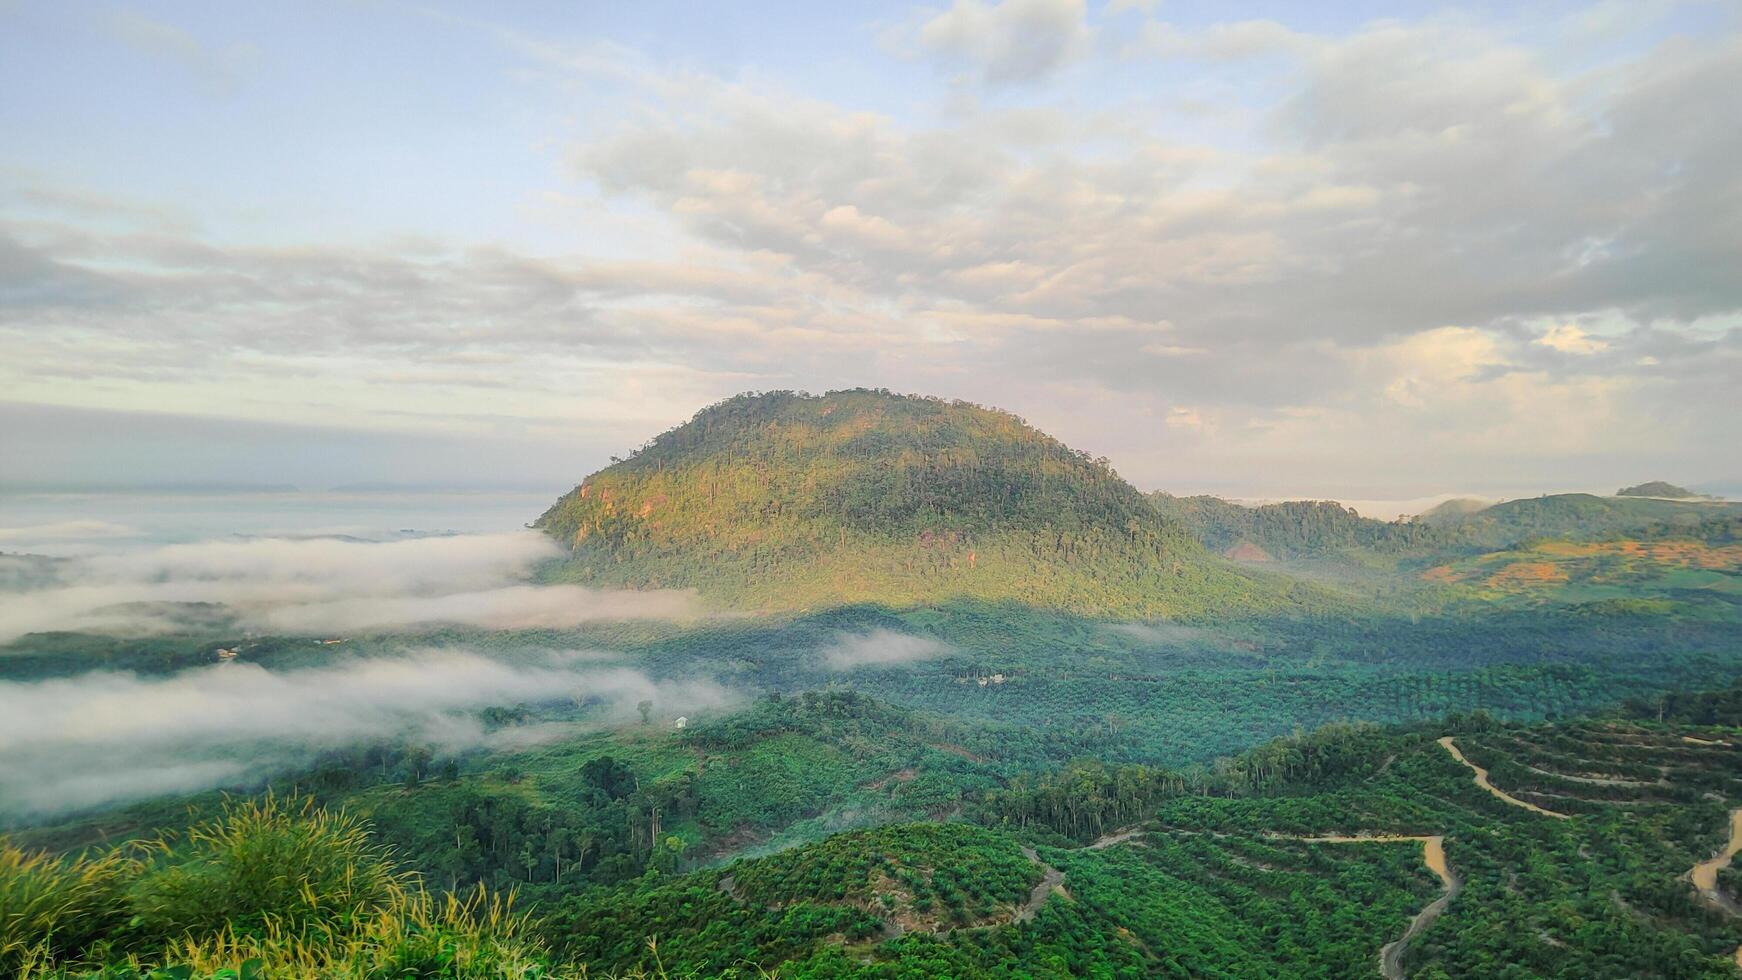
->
[1416,497,1493,524]
[1617,480,1704,499]
[1160,490,1742,560]
[1421,515,1742,615]
[1433,492,1741,549]
[1149,493,1448,562]
[535,389,1301,616]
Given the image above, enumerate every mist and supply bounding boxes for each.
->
[820,629,952,670]
[1102,622,1209,647]
[0,649,736,818]
[0,530,700,642]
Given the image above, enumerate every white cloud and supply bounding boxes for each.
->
[2,7,1738,496]
[1127,18,1316,61]
[0,520,138,544]
[0,650,735,817]
[1536,323,1609,354]
[0,531,699,642]
[819,629,952,670]
[911,0,1094,84]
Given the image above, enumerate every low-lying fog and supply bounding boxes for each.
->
[0,649,735,818]
[0,492,722,820]
[0,527,700,642]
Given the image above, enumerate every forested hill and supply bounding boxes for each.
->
[536,389,1305,616]
[1149,493,1447,561]
[1438,492,1741,548]
[1155,490,1742,565]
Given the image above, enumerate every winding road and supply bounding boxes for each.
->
[1439,736,1571,819]
[1016,845,1067,923]
[1088,828,1457,978]
[1689,808,1742,968]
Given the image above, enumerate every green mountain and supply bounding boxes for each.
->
[1618,480,1704,499]
[1415,497,1493,524]
[1149,493,1448,562]
[1156,490,1742,571]
[535,390,1303,617]
[1435,492,1740,549]
[1421,515,1742,615]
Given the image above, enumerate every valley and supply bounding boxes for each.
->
[4,390,1741,978]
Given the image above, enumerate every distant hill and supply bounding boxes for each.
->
[1416,497,1493,524]
[1433,493,1740,549]
[1151,490,1742,608]
[1420,515,1742,615]
[535,390,1305,616]
[1149,493,1447,562]
[1616,481,1704,499]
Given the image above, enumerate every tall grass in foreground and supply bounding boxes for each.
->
[128,794,405,943]
[0,839,139,973]
[4,794,736,979]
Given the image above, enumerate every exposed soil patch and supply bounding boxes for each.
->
[1224,541,1274,562]
[1086,827,1148,850]
[1015,846,1067,923]
[864,768,917,791]
[1691,808,1742,916]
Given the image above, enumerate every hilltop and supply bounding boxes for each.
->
[535,389,1300,616]
[1160,489,1742,564]
[1149,493,1448,563]
[1618,480,1707,499]
[1433,492,1740,548]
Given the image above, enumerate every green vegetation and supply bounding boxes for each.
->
[12,390,1742,976]
[535,389,1312,617]
[1,796,580,980]
[1150,493,1449,562]
[1419,517,1742,615]
[1619,481,1705,499]
[1441,494,1742,551]
[24,690,1742,978]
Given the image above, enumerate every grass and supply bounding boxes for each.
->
[4,794,614,980]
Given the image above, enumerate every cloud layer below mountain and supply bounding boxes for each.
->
[0,649,733,817]
[0,530,699,642]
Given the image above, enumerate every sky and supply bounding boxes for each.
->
[1,0,1739,499]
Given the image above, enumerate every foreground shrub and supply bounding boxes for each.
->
[10,795,709,979]
[128,794,405,943]
[0,839,139,975]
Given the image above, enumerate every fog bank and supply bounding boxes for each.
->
[0,649,734,818]
[820,629,952,670]
[0,530,699,642]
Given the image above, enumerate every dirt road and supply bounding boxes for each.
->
[1440,736,1571,819]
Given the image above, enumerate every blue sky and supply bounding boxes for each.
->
[2,0,1739,499]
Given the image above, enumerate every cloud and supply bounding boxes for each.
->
[910,0,1093,84]
[252,584,700,634]
[1126,19,1316,62]
[2,8,1738,496]
[0,520,137,544]
[0,531,699,642]
[819,629,953,670]
[104,10,261,96]
[1536,323,1610,354]
[1102,621,1206,646]
[0,650,735,817]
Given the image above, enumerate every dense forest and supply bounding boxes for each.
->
[10,686,1742,978]
[532,390,1313,618]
